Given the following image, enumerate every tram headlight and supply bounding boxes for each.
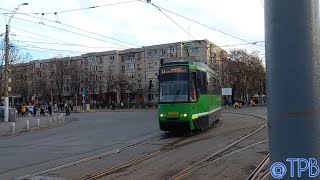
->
[183,113,187,117]
[160,114,164,117]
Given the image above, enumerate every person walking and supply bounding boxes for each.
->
[21,104,27,117]
[120,102,124,109]
[65,103,70,116]
[48,104,52,116]
[33,105,37,116]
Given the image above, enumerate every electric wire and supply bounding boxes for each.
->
[0,8,140,48]
[149,2,197,40]
[138,0,264,47]
[11,39,126,49]
[19,42,88,54]
[7,0,139,15]
[1,12,131,48]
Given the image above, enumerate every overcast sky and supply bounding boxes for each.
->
[0,0,265,60]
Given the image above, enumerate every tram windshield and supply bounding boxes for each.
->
[159,66,189,103]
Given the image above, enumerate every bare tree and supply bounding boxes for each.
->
[70,62,81,106]
[222,49,265,103]
[3,42,32,103]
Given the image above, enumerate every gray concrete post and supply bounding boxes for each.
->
[26,120,29,130]
[265,0,320,179]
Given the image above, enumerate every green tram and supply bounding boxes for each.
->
[158,60,221,131]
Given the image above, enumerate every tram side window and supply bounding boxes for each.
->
[190,72,197,102]
[196,70,207,94]
[207,72,213,94]
[201,71,208,94]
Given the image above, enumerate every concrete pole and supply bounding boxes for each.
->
[266,0,320,179]
[4,25,10,122]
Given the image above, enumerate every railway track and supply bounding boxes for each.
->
[83,112,267,180]
[16,112,267,180]
[167,112,267,180]
[15,132,165,180]
[246,154,270,180]
[16,124,209,180]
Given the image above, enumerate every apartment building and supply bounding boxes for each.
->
[10,39,225,106]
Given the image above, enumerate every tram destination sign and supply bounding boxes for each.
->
[161,67,187,74]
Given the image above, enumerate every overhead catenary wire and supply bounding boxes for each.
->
[11,39,126,49]
[0,8,140,48]
[1,13,132,48]
[149,2,197,41]
[138,0,264,47]
[19,42,88,54]
[6,0,139,15]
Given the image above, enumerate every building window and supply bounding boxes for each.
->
[137,53,141,59]
[147,51,152,56]
[137,64,142,69]
[154,61,157,65]
[192,47,199,53]
[147,63,152,68]
[162,49,166,55]
[138,74,141,78]
[109,56,114,61]
[147,73,153,78]
[169,46,175,53]
[138,84,142,89]
[125,64,134,69]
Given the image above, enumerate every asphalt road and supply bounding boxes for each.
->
[0,110,160,179]
[0,107,268,180]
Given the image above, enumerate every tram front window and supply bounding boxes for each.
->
[159,80,188,103]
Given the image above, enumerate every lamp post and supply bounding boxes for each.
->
[259,57,265,106]
[4,3,28,122]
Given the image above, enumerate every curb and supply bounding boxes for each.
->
[0,114,66,137]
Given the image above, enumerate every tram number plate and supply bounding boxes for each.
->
[168,112,178,115]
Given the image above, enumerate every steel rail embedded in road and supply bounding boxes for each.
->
[246,154,269,180]
[82,119,224,180]
[84,113,266,180]
[171,139,268,180]
[168,113,267,180]
[15,132,164,180]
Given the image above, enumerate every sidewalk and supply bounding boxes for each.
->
[79,107,158,113]
[0,113,66,136]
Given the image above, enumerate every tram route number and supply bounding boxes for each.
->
[161,67,187,74]
[168,112,179,115]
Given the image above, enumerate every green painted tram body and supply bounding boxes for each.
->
[158,61,222,131]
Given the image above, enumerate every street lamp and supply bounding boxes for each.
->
[259,56,265,106]
[4,3,28,122]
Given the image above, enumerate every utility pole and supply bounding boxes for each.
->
[266,0,320,179]
[3,3,28,122]
[4,25,10,122]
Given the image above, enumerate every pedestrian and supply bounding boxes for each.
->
[120,102,124,109]
[21,104,27,117]
[33,105,37,116]
[40,106,45,116]
[48,104,52,116]
[65,103,70,116]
